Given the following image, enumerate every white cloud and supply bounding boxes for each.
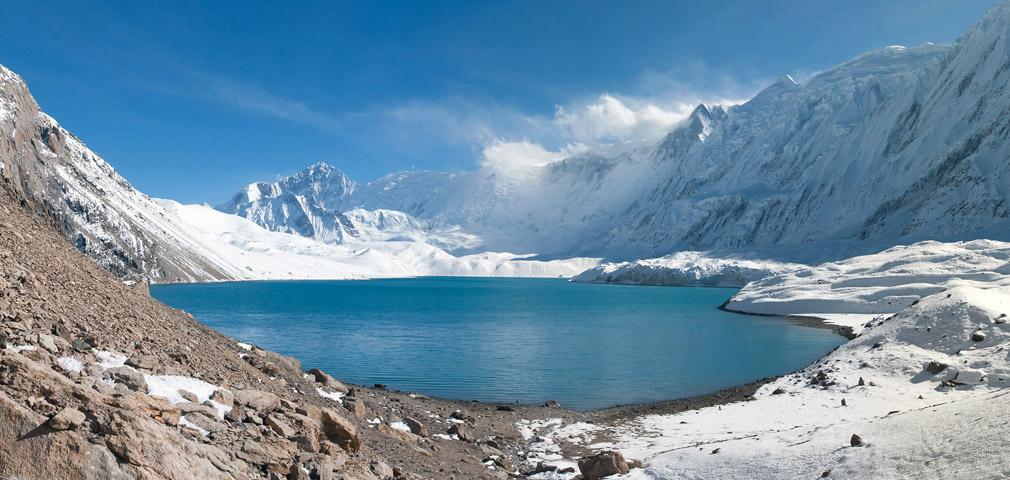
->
[553,94,696,143]
[479,139,588,172]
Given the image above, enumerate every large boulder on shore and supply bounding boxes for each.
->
[578,450,630,479]
[321,408,362,453]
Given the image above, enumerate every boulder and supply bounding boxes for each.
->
[578,451,629,480]
[49,407,86,430]
[320,408,362,453]
[234,389,280,412]
[544,400,561,409]
[104,366,148,392]
[210,389,234,407]
[448,423,475,443]
[265,414,296,438]
[378,423,420,444]
[306,368,349,393]
[403,417,428,437]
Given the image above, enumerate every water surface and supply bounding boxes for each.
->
[151,277,843,411]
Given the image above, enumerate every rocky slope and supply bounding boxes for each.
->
[0,65,250,283]
[223,0,1010,265]
[0,187,602,479]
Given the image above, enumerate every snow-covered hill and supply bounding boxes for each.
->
[525,238,1010,478]
[224,1,1010,264]
[159,199,598,280]
[569,251,802,287]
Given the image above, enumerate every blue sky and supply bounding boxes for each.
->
[0,0,996,204]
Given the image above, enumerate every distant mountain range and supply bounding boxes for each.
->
[5,1,1010,282]
[218,1,1010,265]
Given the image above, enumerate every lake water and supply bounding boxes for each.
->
[151,277,843,411]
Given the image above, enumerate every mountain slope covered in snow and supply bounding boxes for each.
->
[224,1,1010,264]
[0,65,252,283]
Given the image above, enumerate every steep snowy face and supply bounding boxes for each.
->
[0,65,247,283]
[217,163,481,250]
[228,2,1010,262]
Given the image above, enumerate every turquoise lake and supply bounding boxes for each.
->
[150,277,843,411]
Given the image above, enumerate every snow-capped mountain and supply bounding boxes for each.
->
[224,1,1010,264]
[0,65,254,283]
[217,162,480,252]
[0,64,592,283]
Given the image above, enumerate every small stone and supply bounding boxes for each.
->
[925,361,948,374]
[179,390,198,403]
[49,407,86,430]
[972,332,986,342]
[850,434,863,447]
[493,455,513,471]
[126,355,158,370]
[71,339,92,352]
[38,334,58,353]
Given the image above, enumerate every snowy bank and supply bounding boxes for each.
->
[528,239,1010,478]
[569,251,802,287]
[724,240,1010,332]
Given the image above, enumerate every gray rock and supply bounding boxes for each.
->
[38,334,58,353]
[104,366,148,392]
[972,332,986,342]
[850,434,863,447]
[370,461,394,479]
